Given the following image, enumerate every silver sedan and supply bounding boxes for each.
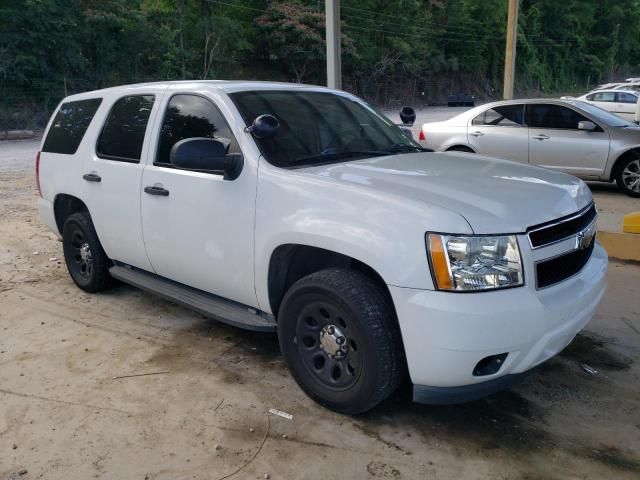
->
[419,99,640,196]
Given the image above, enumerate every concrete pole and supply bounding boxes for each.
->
[503,0,519,99]
[326,0,342,90]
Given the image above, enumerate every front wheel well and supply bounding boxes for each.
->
[54,194,89,234]
[610,148,640,181]
[267,244,391,318]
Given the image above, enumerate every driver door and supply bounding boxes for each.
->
[140,92,258,307]
[526,103,610,178]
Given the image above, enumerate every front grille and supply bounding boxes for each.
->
[528,204,597,249]
[535,236,595,289]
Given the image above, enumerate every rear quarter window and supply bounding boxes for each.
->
[42,98,103,154]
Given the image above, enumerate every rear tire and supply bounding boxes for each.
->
[62,212,117,292]
[447,146,474,153]
[615,155,640,197]
[278,268,405,414]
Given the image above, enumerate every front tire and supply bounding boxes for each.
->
[62,212,117,292]
[616,156,640,197]
[278,268,405,414]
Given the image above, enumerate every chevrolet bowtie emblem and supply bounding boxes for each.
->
[576,222,596,251]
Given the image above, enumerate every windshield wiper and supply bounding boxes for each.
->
[386,143,434,153]
[289,149,390,166]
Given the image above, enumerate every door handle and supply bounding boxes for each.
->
[469,131,484,137]
[144,185,170,197]
[532,134,550,140]
[82,173,101,182]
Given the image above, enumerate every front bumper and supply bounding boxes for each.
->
[389,241,607,403]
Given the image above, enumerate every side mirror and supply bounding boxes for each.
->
[247,114,279,139]
[399,106,416,125]
[578,121,597,131]
[170,137,243,180]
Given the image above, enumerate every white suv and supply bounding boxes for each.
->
[37,81,607,413]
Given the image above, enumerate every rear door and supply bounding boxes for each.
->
[588,91,616,112]
[82,92,162,270]
[467,104,529,163]
[526,103,610,178]
[614,92,639,120]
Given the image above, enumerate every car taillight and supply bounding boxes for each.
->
[35,150,42,197]
[419,130,426,142]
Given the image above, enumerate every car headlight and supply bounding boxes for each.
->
[426,233,523,291]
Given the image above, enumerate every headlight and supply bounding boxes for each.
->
[427,233,523,291]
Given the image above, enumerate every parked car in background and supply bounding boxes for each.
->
[447,93,475,107]
[612,83,640,92]
[575,89,639,121]
[37,81,607,413]
[589,82,625,92]
[420,98,640,196]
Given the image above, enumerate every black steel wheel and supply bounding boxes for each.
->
[295,299,365,391]
[278,268,405,414]
[62,212,117,292]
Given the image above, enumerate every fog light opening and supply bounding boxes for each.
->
[473,353,508,376]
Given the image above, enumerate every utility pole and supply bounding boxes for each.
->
[326,0,342,90]
[503,0,519,99]
[610,23,620,82]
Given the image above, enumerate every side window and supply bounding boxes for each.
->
[472,105,523,126]
[97,95,155,162]
[617,92,638,104]
[586,94,595,101]
[156,94,241,166]
[527,104,590,129]
[592,92,615,102]
[42,98,102,154]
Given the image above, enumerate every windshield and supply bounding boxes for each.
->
[230,90,422,167]
[568,100,635,127]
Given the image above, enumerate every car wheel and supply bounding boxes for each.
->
[278,268,405,414]
[616,156,640,197]
[62,212,117,292]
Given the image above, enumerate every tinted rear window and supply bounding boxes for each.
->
[97,95,155,162]
[42,98,102,154]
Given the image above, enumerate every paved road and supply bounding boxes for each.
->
[0,138,40,173]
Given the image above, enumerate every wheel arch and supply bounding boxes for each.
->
[53,194,89,234]
[609,147,640,182]
[267,244,393,318]
[445,144,476,153]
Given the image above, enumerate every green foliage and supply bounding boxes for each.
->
[1,0,640,128]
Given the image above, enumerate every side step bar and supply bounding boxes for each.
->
[109,265,277,332]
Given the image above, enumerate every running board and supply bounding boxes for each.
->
[109,265,276,332]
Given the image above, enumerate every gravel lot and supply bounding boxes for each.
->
[1,121,639,479]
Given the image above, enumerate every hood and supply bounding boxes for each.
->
[302,152,593,234]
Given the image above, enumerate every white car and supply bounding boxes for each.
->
[612,83,640,92]
[37,81,607,413]
[576,89,639,121]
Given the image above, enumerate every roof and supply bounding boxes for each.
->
[474,98,590,109]
[61,80,337,102]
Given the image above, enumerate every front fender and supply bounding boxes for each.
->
[253,161,472,313]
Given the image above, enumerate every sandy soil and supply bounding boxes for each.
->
[1,152,640,480]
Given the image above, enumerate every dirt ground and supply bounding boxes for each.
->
[1,144,640,480]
